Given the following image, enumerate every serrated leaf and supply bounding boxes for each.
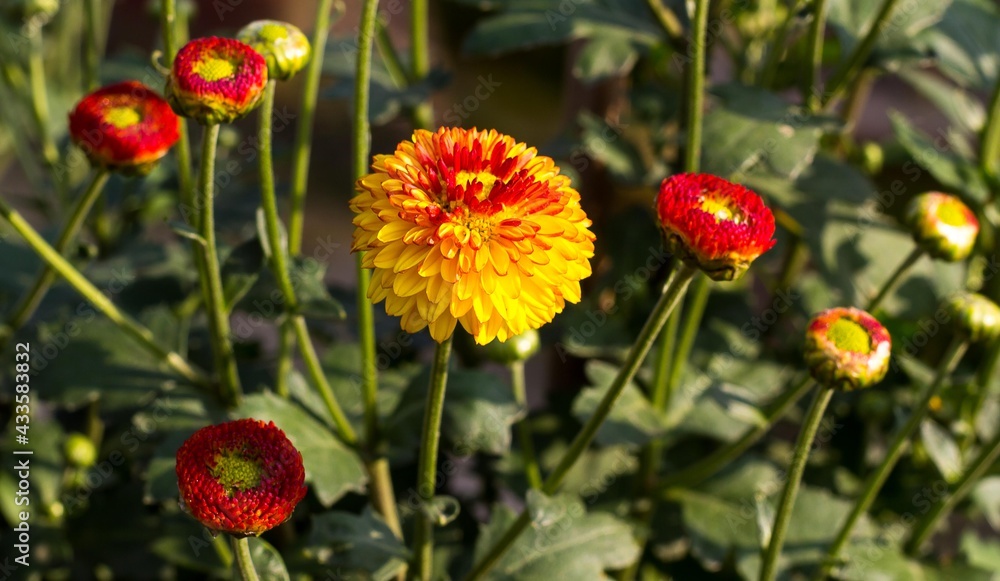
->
[235,393,367,506]
[303,507,409,581]
[473,491,640,579]
[920,419,963,482]
[571,360,668,447]
[917,0,1000,88]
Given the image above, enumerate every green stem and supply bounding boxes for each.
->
[980,79,1000,181]
[2,169,109,340]
[275,322,294,397]
[771,236,808,304]
[232,537,260,581]
[511,360,543,489]
[196,124,242,407]
[759,0,809,88]
[820,0,902,109]
[288,0,336,255]
[906,394,1000,553]
[27,27,62,195]
[683,0,711,173]
[665,274,710,407]
[803,0,831,112]
[659,374,816,491]
[466,265,698,581]
[760,385,836,581]
[410,0,433,129]
[257,79,357,442]
[815,338,969,580]
[644,0,685,46]
[865,247,923,313]
[412,336,454,581]
[0,193,209,387]
[83,0,101,90]
[375,21,410,88]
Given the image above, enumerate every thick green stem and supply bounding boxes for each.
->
[815,338,968,580]
[375,22,410,88]
[232,537,260,581]
[644,0,684,45]
[980,79,1000,180]
[803,0,831,112]
[2,169,109,340]
[511,360,543,489]
[0,194,209,387]
[275,323,294,397]
[466,265,698,580]
[659,374,816,491]
[83,0,101,90]
[865,247,923,313]
[820,0,901,109]
[665,274,710,406]
[288,0,336,255]
[412,336,454,581]
[291,317,356,442]
[196,125,242,407]
[410,0,433,129]
[760,385,836,581]
[683,0,711,173]
[27,28,61,194]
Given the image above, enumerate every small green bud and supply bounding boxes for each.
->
[804,307,891,391]
[64,433,97,468]
[237,20,311,81]
[481,329,541,365]
[905,192,979,262]
[943,292,1000,343]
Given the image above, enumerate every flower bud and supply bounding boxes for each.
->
[656,173,776,281]
[905,192,979,262]
[166,36,268,125]
[804,307,891,391]
[481,329,541,364]
[943,292,1000,343]
[63,433,97,468]
[68,81,180,174]
[237,20,311,81]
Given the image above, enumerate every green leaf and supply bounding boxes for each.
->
[238,537,290,581]
[150,514,229,576]
[889,110,991,202]
[961,531,1000,573]
[472,491,640,579]
[221,236,264,313]
[303,507,410,581]
[385,367,523,456]
[972,477,1000,530]
[571,360,667,447]
[573,32,638,81]
[827,0,952,69]
[898,68,985,135]
[235,392,367,507]
[920,419,963,483]
[168,220,207,246]
[918,0,1000,88]
[701,84,837,180]
[235,256,346,321]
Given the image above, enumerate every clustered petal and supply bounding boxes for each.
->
[943,292,1000,344]
[905,192,979,262]
[237,20,311,81]
[166,36,268,125]
[175,418,307,537]
[351,127,596,345]
[68,81,180,174]
[805,307,891,391]
[655,173,776,281]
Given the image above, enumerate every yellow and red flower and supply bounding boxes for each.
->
[175,418,306,537]
[237,20,311,81]
[68,81,180,174]
[166,36,268,125]
[655,173,776,281]
[905,192,979,262]
[805,307,891,391]
[351,127,596,345]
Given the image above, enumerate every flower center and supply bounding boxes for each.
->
[194,57,236,82]
[104,106,141,129]
[211,451,264,495]
[699,195,743,224]
[936,198,969,227]
[827,318,871,354]
[259,23,289,42]
[456,170,498,200]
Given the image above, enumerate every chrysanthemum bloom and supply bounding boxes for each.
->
[655,173,776,281]
[166,36,268,125]
[943,292,1000,344]
[68,81,180,174]
[905,192,979,261]
[175,418,306,537]
[804,307,891,391]
[236,20,311,81]
[351,127,595,345]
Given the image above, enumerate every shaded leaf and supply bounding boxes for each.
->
[572,360,668,447]
[920,419,963,483]
[303,506,409,581]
